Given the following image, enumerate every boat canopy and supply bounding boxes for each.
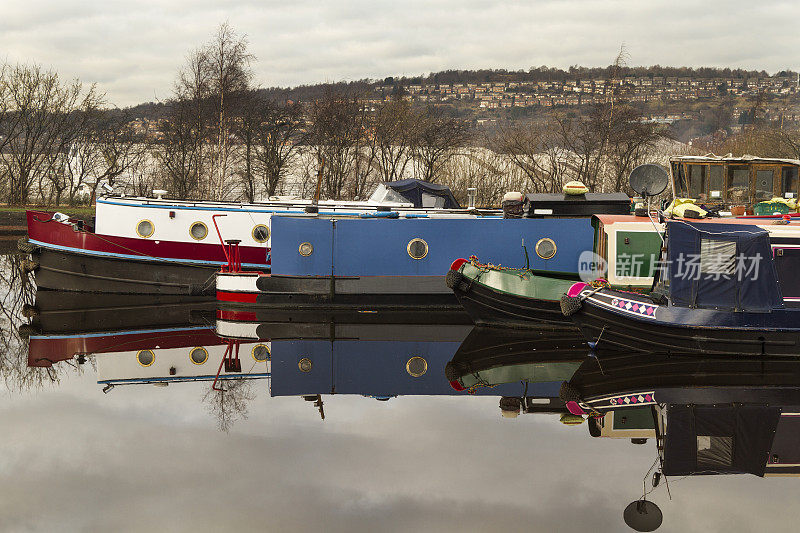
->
[667,220,783,312]
[662,404,781,477]
[369,179,461,209]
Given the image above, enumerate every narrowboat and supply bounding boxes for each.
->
[216,191,632,307]
[22,180,488,295]
[562,220,800,356]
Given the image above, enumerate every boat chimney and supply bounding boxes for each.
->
[502,192,524,219]
[467,187,477,209]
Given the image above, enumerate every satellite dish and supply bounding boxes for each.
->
[623,500,663,532]
[629,164,669,197]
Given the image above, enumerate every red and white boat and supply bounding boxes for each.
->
[23,181,488,295]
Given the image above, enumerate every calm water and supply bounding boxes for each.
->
[0,254,796,533]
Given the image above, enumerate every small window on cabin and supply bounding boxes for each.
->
[700,238,736,276]
[782,167,798,198]
[754,170,775,201]
[422,193,445,209]
[727,166,750,204]
[709,166,724,198]
[697,435,733,468]
[688,165,707,200]
[672,163,687,196]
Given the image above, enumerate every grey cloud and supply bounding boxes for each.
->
[1,1,798,106]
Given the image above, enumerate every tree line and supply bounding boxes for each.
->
[8,24,799,208]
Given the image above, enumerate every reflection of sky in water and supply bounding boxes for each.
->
[0,370,796,532]
[2,257,798,532]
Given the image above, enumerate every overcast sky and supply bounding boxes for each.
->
[1,0,799,107]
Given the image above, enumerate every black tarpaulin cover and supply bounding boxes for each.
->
[667,220,783,312]
[385,179,460,209]
[662,404,781,477]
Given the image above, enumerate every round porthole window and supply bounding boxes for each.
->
[252,224,270,243]
[535,238,557,260]
[137,349,155,367]
[189,346,208,365]
[299,242,313,256]
[190,221,208,241]
[136,219,154,238]
[407,238,428,260]
[406,356,428,377]
[252,344,270,362]
[298,357,313,372]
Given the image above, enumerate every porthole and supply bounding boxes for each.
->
[406,356,428,377]
[252,344,270,362]
[136,219,154,238]
[407,238,428,260]
[137,349,155,367]
[190,221,208,241]
[252,224,270,243]
[298,357,313,372]
[298,242,314,256]
[189,346,208,365]
[535,238,557,260]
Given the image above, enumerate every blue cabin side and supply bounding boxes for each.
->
[270,217,595,277]
[269,339,562,398]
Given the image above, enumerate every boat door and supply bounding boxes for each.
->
[752,164,779,203]
[773,245,800,304]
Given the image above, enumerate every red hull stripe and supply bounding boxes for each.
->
[216,309,259,321]
[217,291,259,303]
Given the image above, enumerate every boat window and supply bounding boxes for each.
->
[672,162,687,196]
[136,219,154,238]
[298,242,313,256]
[535,238,557,260]
[700,238,736,276]
[421,192,445,208]
[137,349,155,367]
[252,224,270,243]
[726,166,750,204]
[754,169,775,201]
[687,164,707,200]
[697,435,733,468]
[252,344,270,362]
[407,238,428,260]
[781,166,798,198]
[406,356,428,377]
[190,222,208,241]
[708,166,724,198]
[190,347,208,365]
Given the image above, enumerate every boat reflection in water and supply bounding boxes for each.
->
[22,293,800,531]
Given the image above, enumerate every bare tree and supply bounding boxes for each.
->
[203,23,254,199]
[0,63,102,205]
[234,93,303,201]
[202,378,255,432]
[304,89,367,199]
[489,118,567,192]
[413,107,471,183]
[373,99,417,182]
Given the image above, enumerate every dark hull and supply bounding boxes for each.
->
[32,247,218,295]
[448,271,571,327]
[570,288,800,356]
[446,325,587,379]
[31,292,216,334]
[225,274,460,309]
